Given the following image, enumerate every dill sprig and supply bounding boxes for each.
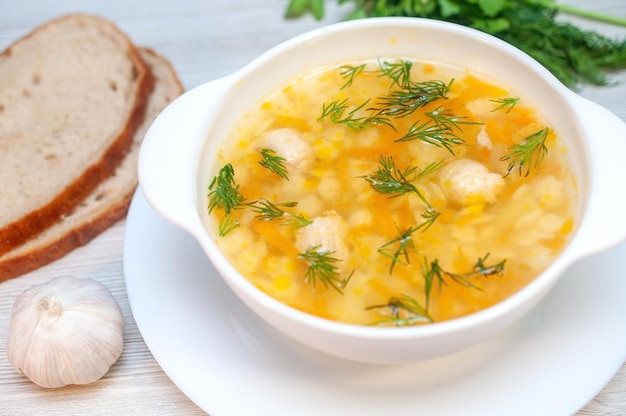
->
[207,164,249,237]
[207,163,247,215]
[319,97,393,129]
[396,119,463,152]
[361,155,419,197]
[378,224,421,274]
[377,59,414,88]
[251,199,297,220]
[360,155,442,210]
[367,294,433,326]
[500,127,549,177]
[371,79,451,119]
[365,157,444,274]
[428,106,480,130]
[299,246,354,293]
[218,215,240,237]
[367,254,506,326]
[320,60,451,130]
[472,254,507,277]
[395,106,479,154]
[419,208,441,232]
[259,148,289,180]
[490,97,520,113]
[422,254,507,307]
[339,63,367,89]
[250,198,312,228]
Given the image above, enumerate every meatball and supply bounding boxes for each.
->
[262,128,314,172]
[439,159,504,205]
[295,210,349,263]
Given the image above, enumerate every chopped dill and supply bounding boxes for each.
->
[490,97,520,113]
[319,97,393,129]
[368,254,506,326]
[371,78,452,119]
[259,148,289,180]
[207,163,247,215]
[396,106,480,154]
[500,127,549,177]
[320,59,452,130]
[367,294,433,326]
[250,198,312,228]
[208,164,249,236]
[339,63,367,89]
[299,246,354,293]
[378,224,421,274]
[360,155,442,211]
[218,215,239,237]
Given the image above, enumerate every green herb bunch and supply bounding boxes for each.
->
[285,0,626,88]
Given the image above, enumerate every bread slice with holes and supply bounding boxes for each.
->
[0,48,184,281]
[0,14,154,256]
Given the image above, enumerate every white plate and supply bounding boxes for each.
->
[124,190,626,416]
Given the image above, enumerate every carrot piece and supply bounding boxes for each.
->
[238,182,263,201]
[434,287,456,321]
[367,278,396,300]
[485,118,509,146]
[370,193,396,235]
[252,221,300,258]
[346,146,388,162]
[560,217,575,234]
[461,75,509,102]
[436,208,456,225]
[393,263,415,282]
[394,198,414,229]
[270,114,312,132]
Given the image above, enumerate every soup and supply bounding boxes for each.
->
[204,58,578,326]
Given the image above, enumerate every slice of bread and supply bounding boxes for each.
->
[0,48,184,282]
[0,14,154,256]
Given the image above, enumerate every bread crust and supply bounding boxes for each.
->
[0,196,133,281]
[0,47,184,282]
[0,14,155,256]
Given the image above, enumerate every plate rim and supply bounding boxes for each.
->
[123,189,626,416]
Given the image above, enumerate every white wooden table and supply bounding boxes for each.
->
[0,1,624,414]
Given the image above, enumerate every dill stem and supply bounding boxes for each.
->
[413,187,433,210]
[555,4,626,27]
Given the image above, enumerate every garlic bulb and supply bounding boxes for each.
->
[6,275,124,388]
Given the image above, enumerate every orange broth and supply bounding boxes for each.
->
[205,59,578,326]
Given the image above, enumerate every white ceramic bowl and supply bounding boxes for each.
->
[138,17,626,364]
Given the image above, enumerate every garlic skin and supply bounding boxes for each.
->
[6,276,124,388]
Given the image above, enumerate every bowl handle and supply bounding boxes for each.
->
[568,93,626,258]
[138,75,234,233]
